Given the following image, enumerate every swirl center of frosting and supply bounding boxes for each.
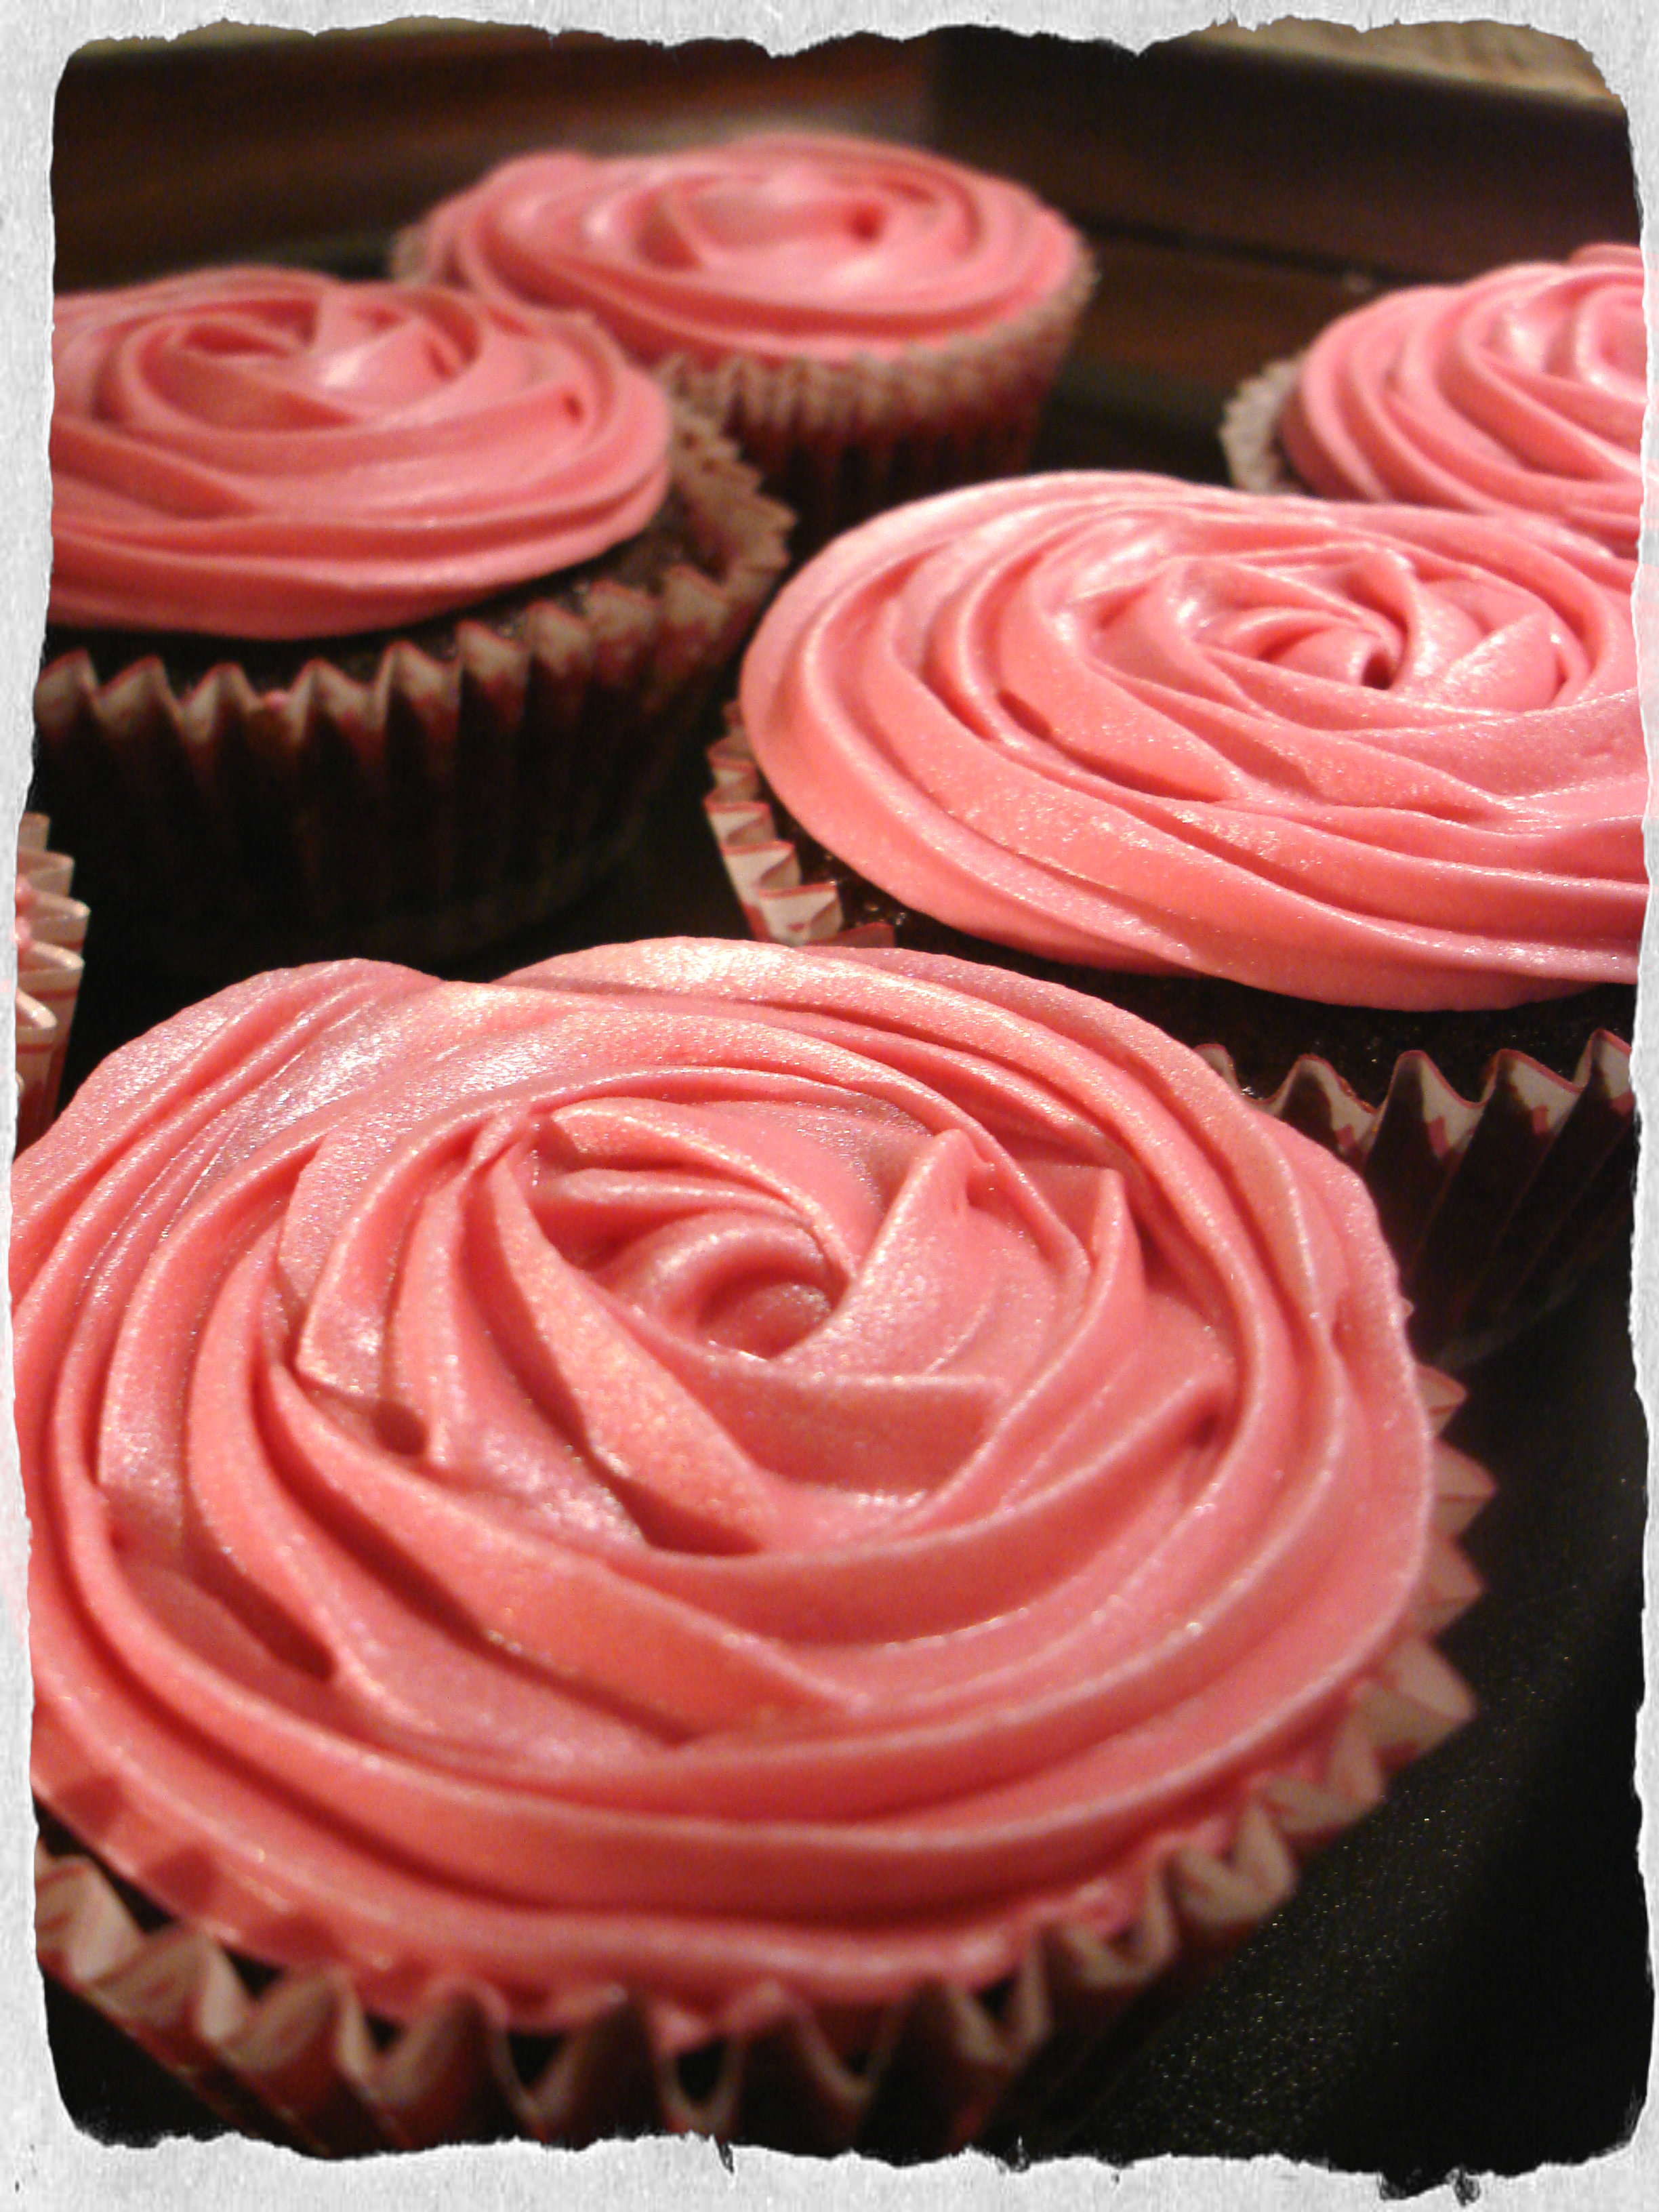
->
[405,132,1086,367]
[16,945,1442,2030]
[742,474,1643,1007]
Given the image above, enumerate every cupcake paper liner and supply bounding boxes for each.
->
[705,722,1635,1366]
[35,1386,1486,2158]
[653,249,1095,558]
[1217,356,1304,495]
[31,415,791,983]
[1202,1033,1634,1361]
[13,815,88,1149]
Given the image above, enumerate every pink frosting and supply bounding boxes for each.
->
[49,267,673,638]
[1278,246,1647,577]
[16,943,1434,2037]
[405,133,1084,368]
[741,474,1645,1010]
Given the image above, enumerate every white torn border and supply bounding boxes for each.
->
[0,2,1653,2208]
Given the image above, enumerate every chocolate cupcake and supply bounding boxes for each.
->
[709,474,1641,1355]
[33,266,791,982]
[1221,245,1644,594]
[395,131,1092,557]
[21,941,1484,2155]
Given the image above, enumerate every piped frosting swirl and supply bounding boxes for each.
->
[17,942,1437,2034]
[739,474,1645,1010]
[49,266,674,638]
[1278,245,1647,578]
[402,132,1085,368]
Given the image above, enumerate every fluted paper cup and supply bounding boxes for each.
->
[1218,356,1304,495]
[35,1384,1485,2158]
[33,415,790,983]
[13,816,87,1147]
[653,248,1095,558]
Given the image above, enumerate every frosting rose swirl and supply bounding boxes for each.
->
[403,132,1084,367]
[1278,245,1647,577]
[16,942,1437,2036]
[740,474,1644,1010]
[49,266,673,637]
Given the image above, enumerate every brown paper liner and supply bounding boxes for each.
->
[1202,1033,1636,1361]
[14,815,88,1148]
[31,415,791,983]
[706,721,1635,1366]
[1218,356,1306,495]
[35,1389,1484,2158]
[652,249,1095,558]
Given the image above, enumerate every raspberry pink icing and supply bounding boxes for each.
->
[405,133,1084,368]
[16,942,1436,2037]
[1277,246,1647,579]
[740,474,1645,1010]
[49,267,673,638]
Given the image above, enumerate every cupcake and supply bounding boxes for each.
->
[395,132,1093,556]
[20,941,1484,2155]
[13,816,89,1149]
[33,266,791,983]
[710,474,1642,1354]
[1220,245,1645,590]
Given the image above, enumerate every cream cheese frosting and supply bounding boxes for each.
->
[403,132,1085,369]
[739,474,1645,1010]
[49,266,674,638]
[1277,245,1646,578]
[17,941,1437,2038]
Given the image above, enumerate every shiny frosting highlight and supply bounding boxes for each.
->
[405,132,1084,367]
[17,943,1438,2036]
[740,474,1644,1009]
[49,266,674,638]
[1278,245,1647,576]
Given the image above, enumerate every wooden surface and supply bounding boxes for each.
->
[934,28,1637,279]
[945,29,1635,459]
[1195,18,1618,101]
[52,30,935,289]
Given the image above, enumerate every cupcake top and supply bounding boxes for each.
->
[740,473,1645,1010]
[17,941,1439,2038]
[400,131,1086,369]
[49,266,674,638]
[1276,245,1646,578]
